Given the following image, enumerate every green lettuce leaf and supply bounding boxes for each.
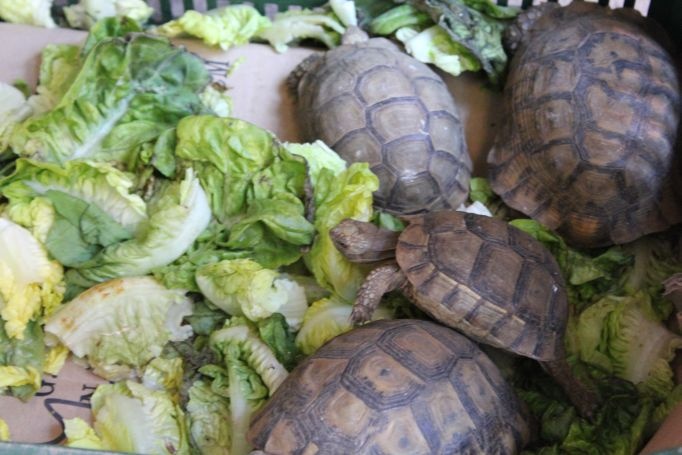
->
[44,276,193,380]
[80,379,189,454]
[196,259,308,330]
[69,168,211,284]
[0,418,9,441]
[0,218,64,340]
[295,296,393,355]
[256,313,301,371]
[257,8,345,53]
[370,4,433,35]
[574,292,682,400]
[0,320,44,400]
[186,379,231,455]
[207,317,288,455]
[0,0,55,28]
[395,25,482,76]
[305,162,379,302]
[9,34,210,165]
[175,116,313,268]
[64,0,154,30]
[154,5,271,51]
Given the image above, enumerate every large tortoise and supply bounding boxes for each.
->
[488,2,682,248]
[247,319,531,454]
[288,29,472,216]
[331,210,596,417]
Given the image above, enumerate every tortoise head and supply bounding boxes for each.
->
[330,219,400,263]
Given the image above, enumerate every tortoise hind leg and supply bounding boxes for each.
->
[351,264,407,325]
[540,358,600,420]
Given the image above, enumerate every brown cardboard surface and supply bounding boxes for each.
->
[0,22,680,452]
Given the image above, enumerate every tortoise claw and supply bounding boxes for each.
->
[350,304,373,326]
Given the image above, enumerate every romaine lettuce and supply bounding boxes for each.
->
[154,5,271,51]
[64,0,154,30]
[196,259,308,330]
[44,276,193,380]
[9,34,210,165]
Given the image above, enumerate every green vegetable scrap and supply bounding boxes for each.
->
[154,5,271,51]
[65,361,190,454]
[0,0,55,28]
[64,0,154,30]
[196,258,308,329]
[44,276,193,380]
[8,33,210,165]
[189,316,288,455]
[371,0,518,84]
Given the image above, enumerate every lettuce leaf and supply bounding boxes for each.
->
[0,218,64,340]
[196,259,308,330]
[64,0,154,30]
[68,168,211,284]
[9,33,209,165]
[154,5,271,51]
[0,320,44,400]
[305,162,379,302]
[0,0,55,28]
[44,276,193,381]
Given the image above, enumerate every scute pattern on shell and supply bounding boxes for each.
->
[488,2,682,247]
[247,319,530,455]
[294,38,472,215]
[396,211,567,361]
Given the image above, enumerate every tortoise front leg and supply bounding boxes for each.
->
[351,263,407,325]
[541,358,600,420]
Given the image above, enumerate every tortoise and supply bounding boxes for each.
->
[247,319,531,455]
[288,28,472,216]
[330,210,597,417]
[488,1,682,248]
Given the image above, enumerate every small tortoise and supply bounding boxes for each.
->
[288,28,472,216]
[247,319,531,455]
[331,210,596,417]
[488,2,682,248]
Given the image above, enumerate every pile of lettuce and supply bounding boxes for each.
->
[0,16,399,454]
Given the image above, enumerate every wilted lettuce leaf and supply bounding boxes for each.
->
[574,292,682,400]
[372,0,518,85]
[0,218,64,340]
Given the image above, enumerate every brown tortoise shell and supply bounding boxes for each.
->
[247,319,530,455]
[488,2,682,248]
[396,211,568,362]
[292,37,472,216]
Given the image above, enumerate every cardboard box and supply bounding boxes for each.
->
[0,20,680,454]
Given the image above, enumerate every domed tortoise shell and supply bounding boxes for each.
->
[247,319,530,455]
[488,2,682,248]
[292,37,472,216]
